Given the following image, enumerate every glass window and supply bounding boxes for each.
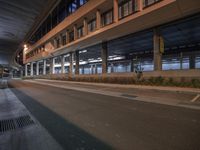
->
[52,7,58,28]
[54,57,61,64]
[77,26,84,38]
[71,3,77,13]
[27,0,88,45]
[102,10,113,27]
[119,0,137,19]
[69,31,74,42]
[143,0,160,7]
[58,3,66,23]
[62,35,66,45]
[56,38,60,48]
[88,19,96,33]
[80,0,87,6]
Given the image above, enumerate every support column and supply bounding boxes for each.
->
[95,64,98,74]
[153,28,162,71]
[20,69,23,78]
[43,60,46,75]
[36,62,39,76]
[30,62,34,76]
[69,52,73,77]
[83,18,88,36]
[74,25,78,41]
[61,55,65,74]
[91,65,94,74]
[138,0,143,11]
[180,52,183,70]
[131,59,134,72]
[113,0,119,23]
[96,10,101,30]
[49,58,54,74]
[52,58,55,74]
[101,42,108,74]
[25,64,28,76]
[75,51,80,75]
[189,55,196,69]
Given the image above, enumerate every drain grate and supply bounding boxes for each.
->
[16,115,35,128]
[0,115,35,134]
[0,119,16,133]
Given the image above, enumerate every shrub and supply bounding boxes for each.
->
[22,74,200,89]
[154,76,164,85]
[191,79,200,88]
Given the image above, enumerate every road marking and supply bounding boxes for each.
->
[24,80,200,110]
[191,94,200,102]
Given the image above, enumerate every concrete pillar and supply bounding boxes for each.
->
[138,0,143,11]
[49,58,54,74]
[96,10,101,30]
[74,25,78,41]
[75,51,79,75]
[30,62,34,76]
[66,30,70,44]
[113,0,119,23]
[52,58,55,74]
[43,60,46,75]
[95,64,98,74]
[131,59,134,72]
[25,64,28,76]
[153,28,162,71]
[101,42,108,74]
[36,62,39,76]
[180,52,183,70]
[189,55,196,69]
[61,55,65,74]
[20,69,23,78]
[91,65,94,74]
[83,18,88,36]
[69,52,73,76]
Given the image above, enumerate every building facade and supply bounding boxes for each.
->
[23,0,200,79]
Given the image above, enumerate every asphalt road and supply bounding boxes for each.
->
[8,80,200,150]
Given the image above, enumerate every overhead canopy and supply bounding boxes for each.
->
[0,0,54,65]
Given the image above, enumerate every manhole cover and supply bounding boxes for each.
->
[0,115,35,134]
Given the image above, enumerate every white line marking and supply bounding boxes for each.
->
[191,94,200,102]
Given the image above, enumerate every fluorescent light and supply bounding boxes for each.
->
[79,49,87,54]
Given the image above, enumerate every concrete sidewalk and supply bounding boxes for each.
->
[35,79,200,94]
[25,79,200,110]
[0,79,63,150]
